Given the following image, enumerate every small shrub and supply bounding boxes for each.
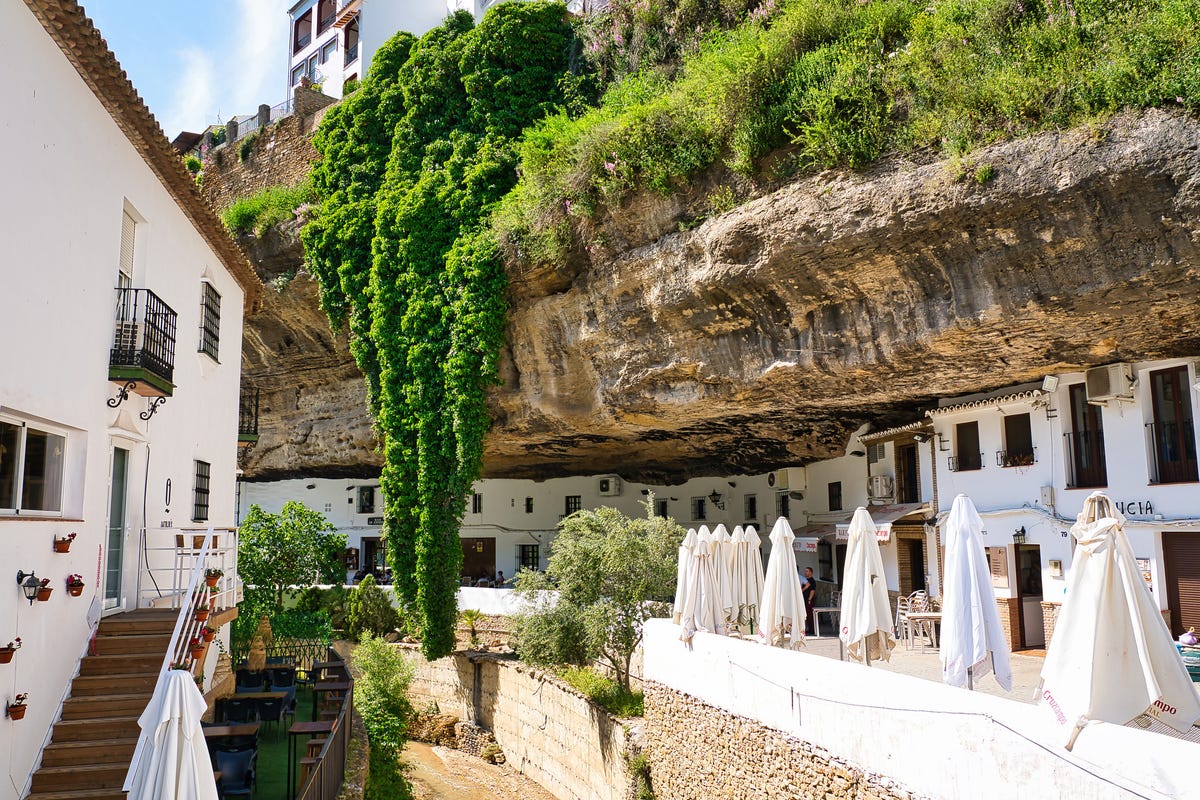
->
[346,574,401,639]
[513,595,594,668]
[238,131,259,163]
[221,181,314,235]
[627,751,655,800]
[707,185,738,215]
[459,608,485,647]
[343,77,361,94]
[559,666,644,717]
[184,154,202,174]
[356,634,416,799]
[974,163,996,184]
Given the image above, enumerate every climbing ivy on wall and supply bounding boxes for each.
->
[303,3,576,659]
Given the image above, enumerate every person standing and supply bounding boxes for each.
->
[802,566,817,635]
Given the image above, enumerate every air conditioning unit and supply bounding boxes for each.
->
[767,470,789,490]
[867,475,894,501]
[598,475,622,497]
[1085,363,1134,403]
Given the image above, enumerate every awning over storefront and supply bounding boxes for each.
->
[794,537,820,553]
[835,503,930,543]
[790,518,851,551]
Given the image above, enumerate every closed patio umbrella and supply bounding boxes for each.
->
[839,507,896,665]
[730,525,765,630]
[711,524,736,623]
[673,528,698,624]
[679,534,726,643]
[940,494,1012,691]
[124,668,218,800]
[757,517,806,649]
[1039,491,1200,749]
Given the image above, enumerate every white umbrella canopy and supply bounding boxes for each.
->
[757,517,806,649]
[940,494,1012,691]
[124,668,219,800]
[839,507,896,664]
[711,523,736,622]
[673,528,699,624]
[729,525,765,629]
[1040,491,1200,749]
[679,534,726,643]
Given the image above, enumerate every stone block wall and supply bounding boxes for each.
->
[995,597,1020,650]
[644,682,917,800]
[200,87,336,212]
[401,648,635,800]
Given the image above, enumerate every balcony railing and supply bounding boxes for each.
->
[239,388,260,444]
[110,287,177,395]
[996,448,1037,468]
[344,42,359,66]
[318,12,337,32]
[294,32,312,53]
[134,527,241,613]
[1064,430,1107,488]
[948,453,983,472]
[1146,420,1198,484]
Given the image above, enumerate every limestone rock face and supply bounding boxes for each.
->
[240,110,1200,482]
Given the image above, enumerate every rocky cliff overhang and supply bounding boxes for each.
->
[241,110,1200,483]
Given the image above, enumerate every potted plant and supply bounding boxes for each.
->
[7,693,28,720]
[53,533,77,553]
[188,637,205,661]
[169,660,191,672]
[204,567,224,588]
[200,626,215,643]
[193,603,210,623]
[36,578,52,602]
[0,639,21,664]
[66,575,85,597]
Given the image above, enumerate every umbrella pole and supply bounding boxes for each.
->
[967,666,973,691]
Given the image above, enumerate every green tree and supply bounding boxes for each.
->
[515,502,681,689]
[237,502,347,608]
[346,574,403,639]
[355,634,416,800]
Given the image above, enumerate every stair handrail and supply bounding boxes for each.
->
[158,525,215,680]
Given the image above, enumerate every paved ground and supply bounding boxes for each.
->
[404,741,559,800]
[796,632,1046,702]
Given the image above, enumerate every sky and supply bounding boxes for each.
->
[84,0,291,138]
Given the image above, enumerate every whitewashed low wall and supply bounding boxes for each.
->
[643,618,1196,800]
[455,587,532,616]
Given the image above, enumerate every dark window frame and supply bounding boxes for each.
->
[192,460,211,522]
[564,495,582,515]
[953,421,983,472]
[828,481,843,512]
[199,281,221,360]
[524,497,534,514]
[472,493,483,514]
[519,544,540,572]
[691,497,707,521]
[743,493,757,521]
[357,486,376,514]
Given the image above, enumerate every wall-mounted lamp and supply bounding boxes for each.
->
[937,433,949,452]
[708,490,725,510]
[1013,526,1027,544]
[1041,375,1060,393]
[912,432,931,443]
[848,449,866,458]
[345,485,357,491]
[305,483,316,490]
[15,571,40,606]
[640,489,650,496]
[727,480,737,488]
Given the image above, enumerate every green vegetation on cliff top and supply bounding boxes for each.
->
[302,0,1197,660]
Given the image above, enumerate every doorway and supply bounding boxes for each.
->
[361,537,386,578]
[461,537,496,584]
[895,443,920,503]
[104,446,129,609]
[1164,532,1200,635]
[897,531,926,597]
[1014,544,1045,648]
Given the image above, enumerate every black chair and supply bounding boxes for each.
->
[257,696,285,739]
[223,698,259,724]
[215,748,257,799]
[267,667,296,689]
[235,669,264,693]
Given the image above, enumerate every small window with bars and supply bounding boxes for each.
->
[524,497,534,513]
[691,497,707,520]
[654,498,669,518]
[564,495,582,515]
[867,443,886,464]
[519,544,540,572]
[199,282,221,360]
[743,493,757,521]
[472,493,483,514]
[192,460,211,522]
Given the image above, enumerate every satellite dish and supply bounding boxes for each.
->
[788,491,805,501]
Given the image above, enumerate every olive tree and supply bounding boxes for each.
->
[515,502,682,689]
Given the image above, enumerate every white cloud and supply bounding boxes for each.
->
[162,47,216,136]
[229,0,291,113]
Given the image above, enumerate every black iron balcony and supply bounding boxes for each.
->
[344,42,359,66]
[996,448,1037,468]
[1146,420,1198,484]
[948,453,983,472]
[110,288,177,397]
[239,388,260,446]
[1063,430,1107,488]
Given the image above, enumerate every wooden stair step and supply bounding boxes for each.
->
[70,673,158,695]
[26,790,128,800]
[90,633,171,656]
[40,738,139,767]
[51,716,140,742]
[61,692,151,720]
[32,763,129,791]
[79,652,162,675]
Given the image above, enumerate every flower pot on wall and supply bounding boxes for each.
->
[67,585,84,597]
[201,629,215,643]
[0,649,16,665]
[194,609,210,623]
[204,576,219,588]
[189,647,205,661]
[7,704,26,720]
[53,539,72,553]
[36,588,52,602]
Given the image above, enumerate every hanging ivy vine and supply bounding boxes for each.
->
[303,3,577,659]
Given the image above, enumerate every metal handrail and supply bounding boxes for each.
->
[158,527,214,680]
[297,649,353,800]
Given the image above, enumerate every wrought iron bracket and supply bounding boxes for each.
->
[140,397,167,421]
[107,381,137,409]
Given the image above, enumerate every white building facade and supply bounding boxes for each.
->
[4,0,260,791]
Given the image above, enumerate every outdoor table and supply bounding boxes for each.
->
[287,720,334,800]
[309,660,347,681]
[203,723,260,739]
[312,681,351,718]
[905,611,942,649]
[813,606,840,638]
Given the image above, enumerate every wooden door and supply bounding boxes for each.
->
[896,443,919,503]
[1164,533,1200,636]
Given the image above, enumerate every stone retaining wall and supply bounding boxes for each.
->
[401,648,635,800]
[644,682,916,800]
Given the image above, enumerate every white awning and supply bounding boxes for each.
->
[835,503,930,543]
[793,537,820,553]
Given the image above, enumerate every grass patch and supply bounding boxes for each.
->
[559,666,644,717]
[221,181,314,236]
